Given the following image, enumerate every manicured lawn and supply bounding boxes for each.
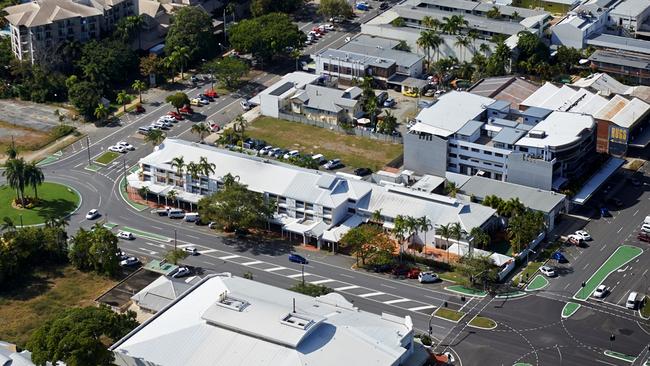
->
[574,245,643,300]
[512,0,569,13]
[95,150,120,165]
[0,182,80,225]
[518,262,543,283]
[434,307,466,322]
[247,117,403,171]
[0,265,116,346]
[641,296,650,319]
[469,316,497,329]
[561,302,581,319]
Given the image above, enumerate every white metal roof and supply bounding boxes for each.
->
[415,91,494,136]
[515,111,595,148]
[520,82,560,108]
[112,275,415,366]
[570,73,634,95]
[610,0,650,18]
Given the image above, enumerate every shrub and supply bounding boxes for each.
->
[50,124,77,140]
[420,334,432,346]
[289,283,332,297]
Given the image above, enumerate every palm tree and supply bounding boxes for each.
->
[232,115,247,150]
[163,52,179,82]
[469,227,490,254]
[445,181,459,198]
[479,43,491,57]
[370,209,383,226]
[198,156,216,177]
[186,161,201,184]
[24,161,44,201]
[486,6,501,19]
[132,80,146,103]
[144,129,165,147]
[191,122,211,143]
[467,29,479,54]
[418,216,432,248]
[437,223,451,262]
[5,140,17,159]
[172,46,191,80]
[511,11,520,21]
[449,222,462,258]
[430,32,443,64]
[170,156,185,185]
[167,189,178,208]
[3,158,27,206]
[116,90,131,113]
[417,31,434,70]
[93,103,109,123]
[290,49,301,71]
[226,1,236,22]
[392,215,408,262]
[1,217,15,232]
[455,36,471,62]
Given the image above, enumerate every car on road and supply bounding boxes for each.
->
[383,98,396,108]
[354,167,372,176]
[85,209,100,220]
[283,150,300,159]
[184,246,199,256]
[172,266,191,278]
[626,292,639,309]
[190,98,201,106]
[593,284,608,298]
[109,145,127,153]
[117,141,135,151]
[379,1,389,9]
[288,253,308,264]
[539,265,556,277]
[117,231,135,240]
[120,256,140,267]
[323,159,342,170]
[574,230,591,241]
[406,268,420,279]
[418,272,439,283]
[240,100,252,111]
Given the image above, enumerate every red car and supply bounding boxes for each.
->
[135,104,145,113]
[179,105,194,115]
[210,123,220,132]
[407,268,421,279]
[638,233,650,243]
[205,89,218,98]
[168,111,184,120]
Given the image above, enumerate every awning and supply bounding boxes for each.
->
[284,219,326,237]
[322,215,365,242]
[356,118,371,125]
[386,74,429,89]
[571,157,625,205]
[629,127,650,148]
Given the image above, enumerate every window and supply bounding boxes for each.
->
[305,203,314,211]
[495,153,503,157]
[449,153,457,158]
[495,163,503,168]
[449,143,457,148]
[460,146,469,150]
[484,151,492,155]
[519,147,528,152]
[448,163,457,168]
[495,173,503,180]
[471,148,479,152]
[348,207,356,214]
[347,198,356,204]
[484,162,492,165]
[459,155,469,160]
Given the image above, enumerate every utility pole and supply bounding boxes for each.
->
[174,229,177,251]
[86,136,91,167]
[301,264,305,286]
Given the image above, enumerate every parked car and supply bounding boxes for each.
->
[383,98,396,108]
[406,268,421,279]
[138,126,151,135]
[379,1,389,9]
[159,115,176,123]
[418,272,439,283]
[376,91,388,105]
[184,246,199,256]
[168,111,184,120]
[283,150,300,159]
[552,251,568,263]
[567,234,583,246]
[179,105,194,114]
[424,88,435,97]
[354,167,372,176]
[288,253,308,264]
[642,223,650,233]
[190,75,199,83]
[356,2,369,10]
[403,89,418,97]
[434,90,446,98]
[593,284,608,298]
[85,209,100,220]
[323,159,342,170]
[418,100,432,109]
[240,100,252,111]
[198,93,214,101]
[109,145,127,153]
[272,149,288,158]
[117,141,135,151]
[172,266,191,278]
[259,145,273,155]
[210,123,220,132]
[190,98,201,106]
[574,230,591,241]
[135,104,145,113]
[120,256,140,267]
[638,232,650,242]
[205,89,218,98]
[322,23,335,30]
[117,231,135,240]
[626,292,639,309]
[268,147,281,156]
[539,265,556,277]
[153,122,169,130]
[600,207,610,218]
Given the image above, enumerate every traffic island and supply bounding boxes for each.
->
[434,307,466,323]
[640,296,650,319]
[468,315,497,330]
[95,151,120,165]
[445,285,487,298]
[525,275,549,291]
[604,350,636,363]
[495,291,527,299]
[0,182,81,226]
[561,302,581,319]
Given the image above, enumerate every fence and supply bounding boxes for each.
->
[278,111,403,144]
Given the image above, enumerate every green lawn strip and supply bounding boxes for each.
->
[445,285,487,298]
[434,307,466,323]
[604,350,636,363]
[573,245,643,301]
[36,155,59,166]
[102,222,118,229]
[468,315,497,330]
[84,164,102,172]
[94,151,120,165]
[561,302,581,319]
[120,225,171,242]
[438,271,464,283]
[118,177,149,212]
[0,182,80,226]
[525,275,549,292]
[513,364,533,366]
[247,116,402,171]
[640,296,650,319]
[495,291,527,299]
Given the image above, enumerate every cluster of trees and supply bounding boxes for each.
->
[456,254,500,289]
[68,225,121,276]
[250,0,303,17]
[27,306,138,366]
[318,0,353,19]
[198,173,275,232]
[482,195,545,253]
[0,218,68,288]
[202,57,250,89]
[340,224,395,266]
[229,13,304,61]
[2,148,45,207]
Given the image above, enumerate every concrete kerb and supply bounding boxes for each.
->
[494,291,528,299]
[17,182,83,228]
[445,285,488,298]
[525,275,550,292]
[466,315,498,330]
[603,350,636,363]
[561,302,581,319]
[118,176,148,212]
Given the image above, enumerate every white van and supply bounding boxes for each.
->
[168,209,185,219]
[184,212,199,222]
[311,154,326,165]
[626,292,638,309]
[642,223,650,233]
[644,216,650,225]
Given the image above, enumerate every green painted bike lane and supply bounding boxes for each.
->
[573,245,643,301]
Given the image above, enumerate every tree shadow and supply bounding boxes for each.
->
[36,197,78,221]
[0,265,65,301]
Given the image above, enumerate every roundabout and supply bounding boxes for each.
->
[0,181,81,226]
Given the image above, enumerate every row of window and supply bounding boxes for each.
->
[451,143,504,157]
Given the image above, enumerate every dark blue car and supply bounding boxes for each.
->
[552,251,568,263]
[600,207,610,218]
[288,253,308,264]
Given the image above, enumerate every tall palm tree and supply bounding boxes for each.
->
[226,1,236,22]
[370,209,383,226]
[93,103,109,123]
[455,36,471,62]
[479,43,491,57]
[418,216,432,247]
[172,46,191,80]
[1,217,15,232]
[5,140,17,159]
[430,32,443,64]
[392,215,408,262]
[186,161,201,183]
[445,181,459,198]
[198,156,216,177]
[467,29,479,55]
[232,115,247,150]
[3,158,27,206]
[190,122,211,143]
[116,90,131,113]
[437,224,451,262]
[417,31,434,70]
[144,129,165,147]
[167,189,178,208]
[132,80,146,103]
[24,161,44,200]
[170,156,186,185]
[163,52,179,82]
[449,222,462,258]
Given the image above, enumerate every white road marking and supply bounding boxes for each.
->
[199,249,218,254]
[310,279,336,285]
[617,227,623,233]
[594,359,618,366]
[616,290,630,305]
[287,273,311,278]
[242,260,263,266]
[334,285,360,291]
[219,255,240,260]
[563,283,571,290]
[339,273,355,278]
[139,248,157,255]
[583,263,590,270]
[600,245,607,251]
[358,292,385,298]
[633,209,639,216]
[383,298,411,305]
[380,283,397,290]
[265,266,287,272]
[408,305,436,311]
[144,242,165,248]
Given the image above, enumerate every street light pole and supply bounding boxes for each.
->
[174,229,177,251]
[301,264,305,286]
[86,136,91,167]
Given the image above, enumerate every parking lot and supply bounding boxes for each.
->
[95,268,160,310]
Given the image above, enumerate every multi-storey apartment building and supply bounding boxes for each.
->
[4,0,134,63]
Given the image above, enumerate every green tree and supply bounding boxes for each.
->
[78,40,138,94]
[165,7,216,64]
[3,157,27,206]
[132,79,146,103]
[5,140,18,159]
[144,129,165,147]
[93,103,110,123]
[191,122,211,143]
[1,217,16,232]
[444,181,458,198]
[198,156,216,176]
[68,226,120,276]
[376,109,397,134]
[454,35,471,61]
[486,41,511,76]
[165,92,190,113]
[163,52,179,82]
[318,0,353,19]
[116,90,132,113]
[139,54,163,81]
[469,227,490,253]
[250,0,303,16]
[170,156,186,180]
[437,223,451,261]
[68,81,101,118]
[197,174,275,232]
[204,57,250,89]
[27,306,138,366]
[233,114,247,150]
[486,6,501,19]
[24,161,44,200]
[167,189,178,207]
[456,254,498,289]
[164,248,188,265]
[394,40,411,52]
[171,45,190,80]
[340,224,393,265]
[555,46,583,73]
[229,13,304,61]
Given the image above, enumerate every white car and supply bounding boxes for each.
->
[159,115,175,123]
[574,230,591,241]
[120,256,140,267]
[117,141,135,151]
[418,272,439,283]
[184,246,199,256]
[117,231,135,240]
[240,100,252,111]
[109,145,127,153]
[283,150,299,159]
[267,147,281,156]
[172,266,190,278]
[322,23,335,31]
[85,209,99,220]
[593,284,608,298]
[539,265,556,277]
[259,145,273,155]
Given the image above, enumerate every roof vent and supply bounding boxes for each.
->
[528,130,546,139]
[281,313,315,330]
[216,291,249,312]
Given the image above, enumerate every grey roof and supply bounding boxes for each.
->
[339,36,422,67]
[589,49,650,70]
[459,176,566,213]
[456,120,483,136]
[315,48,397,69]
[387,74,429,88]
[4,0,102,27]
[291,84,360,113]
[492,126,527,145]
[610,0,650,17]
[131,275,201,313]
[587,34,650,55]
[522,106,553,118]
[415,91,495,136]
[488,117,519,128]
[487,100,510,111]
[417,0,477,11]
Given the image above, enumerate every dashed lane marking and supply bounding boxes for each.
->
[310,279,336,285]
[384,298,412,305]
[219,255,240,260]
[265,266,287,272]
[408,305,436,311]
[358,292,385,298]
[287,273,311,278]
[242,260,263,266]
[335,285,360,291]
[199,249,218,254]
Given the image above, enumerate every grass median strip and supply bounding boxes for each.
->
[121,226,171,242]
[561,302,581,319]
[573,245,643,301]
[468,315,497,329]
[495,291,527,299]
[604,350,636,363]
[95,151,120,165]
[434,307,466,323]
[641,296,650,319]
[525,275,549,291]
